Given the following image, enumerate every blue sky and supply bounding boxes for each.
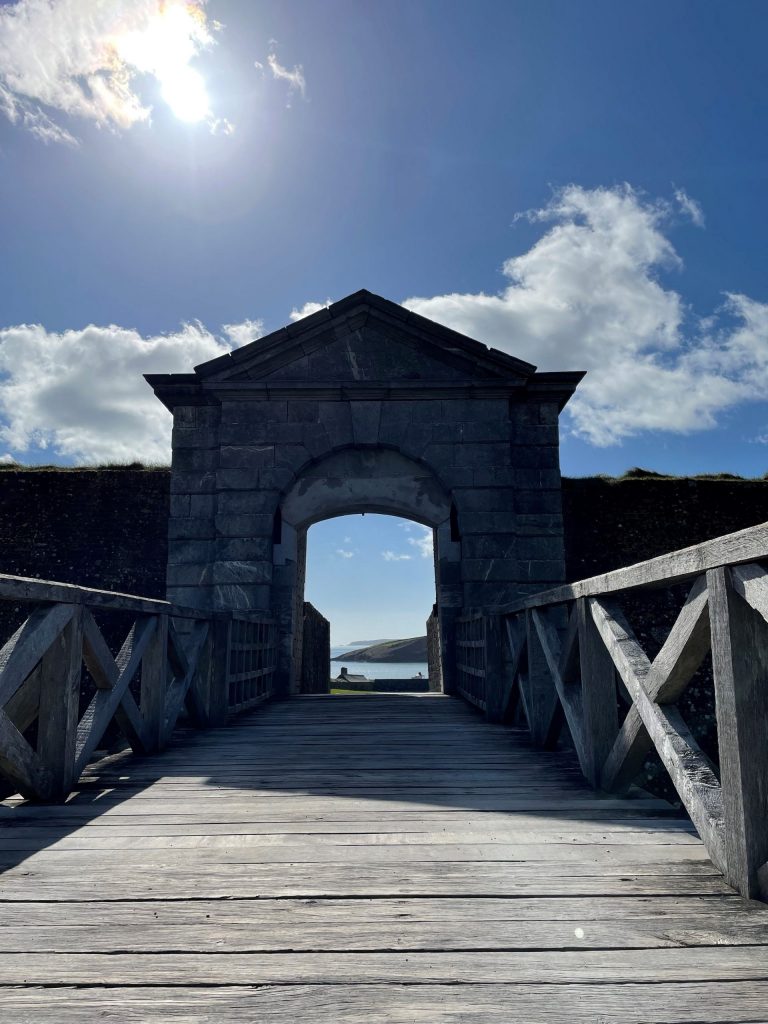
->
[0,0,767,636]
[306,515,436,645]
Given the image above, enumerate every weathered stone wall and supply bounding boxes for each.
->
[3,469,768,598]
[301,601,331,695]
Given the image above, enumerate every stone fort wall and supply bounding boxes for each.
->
[1,466,768,603]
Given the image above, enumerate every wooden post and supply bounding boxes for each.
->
[141,613,168,753]
[525,609,559,747]
[577,597,618,788]
[708,566,768,899]
[483,614,505,723]
[209,614,232,726]
[36,605,83,801]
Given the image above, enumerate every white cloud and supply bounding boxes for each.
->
[336,549,355,559]
[222,319,263,348]
[382,551,412,562]
[255,47,306,104]
[0,0,223,142]
[407,526,434,559]
[290,300,332,323]
[675,188,705,228]
[405,184,768,446]
[0,320,238,463]
[0,453,17,465]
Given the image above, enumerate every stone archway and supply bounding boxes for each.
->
[146,289,583,698]
[274,447,459,695]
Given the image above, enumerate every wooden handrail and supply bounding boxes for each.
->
[0,576,278,804]
[456,520,768,902]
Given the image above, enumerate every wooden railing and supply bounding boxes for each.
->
[0,574,276,803]
[458,521,768,901]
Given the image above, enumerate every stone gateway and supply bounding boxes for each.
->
[146,289,583,696]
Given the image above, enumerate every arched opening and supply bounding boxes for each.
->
[271,447,461,697]
[306,513,436,693]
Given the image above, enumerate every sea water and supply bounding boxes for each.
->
[330,645,429,680]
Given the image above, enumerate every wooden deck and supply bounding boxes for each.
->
[2,693,768,1022]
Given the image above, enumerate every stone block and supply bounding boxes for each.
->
[213,583,271,612]
[458,511,517,534]
[170,471,217,495]
[217,537,272,561]
[436,560,462,585]
[437,585,464,607]
[473,468,517,487]
[219,445,275,471]
[287,400,320,423]
[168,517,215,540]
[171,426,219,450]
[515,535,562,559]
[174,406,220,429]
[215,513,274,538]
[166,584,212,613]
[510,424,560,446]
[514,514,564,535]
[302,427,333,460]
[257,468,295,491]
[318,403,353,448]
[217,491,277,515]
[273,445,312,472]
[170,495,191,518]
[453,443,512,470]
[216,468,262,492]
[172,448,218,473]
[457,418,511,443]
[453,487,517,513]
[462,535,518,560]
[213,560,273,585]
[222,400,288,425]
[461,559,524,582]
[377,402,412,447]
[511,445,560,469]
[168,538,215,565]
[515,490,563,515]
[166,563,213,586]
[190,494,216,518]
[515,468,563,490]
[351,401,382,445]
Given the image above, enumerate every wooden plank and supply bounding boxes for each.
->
[74,617,157,775]
[525,609,556,745]
[530,607,588,773]
[577,597,618,786]
[3,946,768,985]
[141,613,168,753]
[2,661,42,733]
[708,565,768,899]
[4,982,768,1023]
[0,602,75,706]
[81,610,119,690]
[731,561,768,622]
[0,894,749,928]
[482,614,506,723]
[164,619,210,736]
[0,705,51,799]
[602,575,711,793]
[590,598,727,875]
[4,915,768,952]
[36,608,84,801]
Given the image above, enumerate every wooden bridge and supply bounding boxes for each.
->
[2,524,768,1021]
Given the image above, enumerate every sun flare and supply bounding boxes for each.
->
[114,2,212,123]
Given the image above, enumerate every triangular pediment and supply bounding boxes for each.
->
[193,290,536,384]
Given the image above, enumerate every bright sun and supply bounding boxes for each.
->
[115,3,211,123]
